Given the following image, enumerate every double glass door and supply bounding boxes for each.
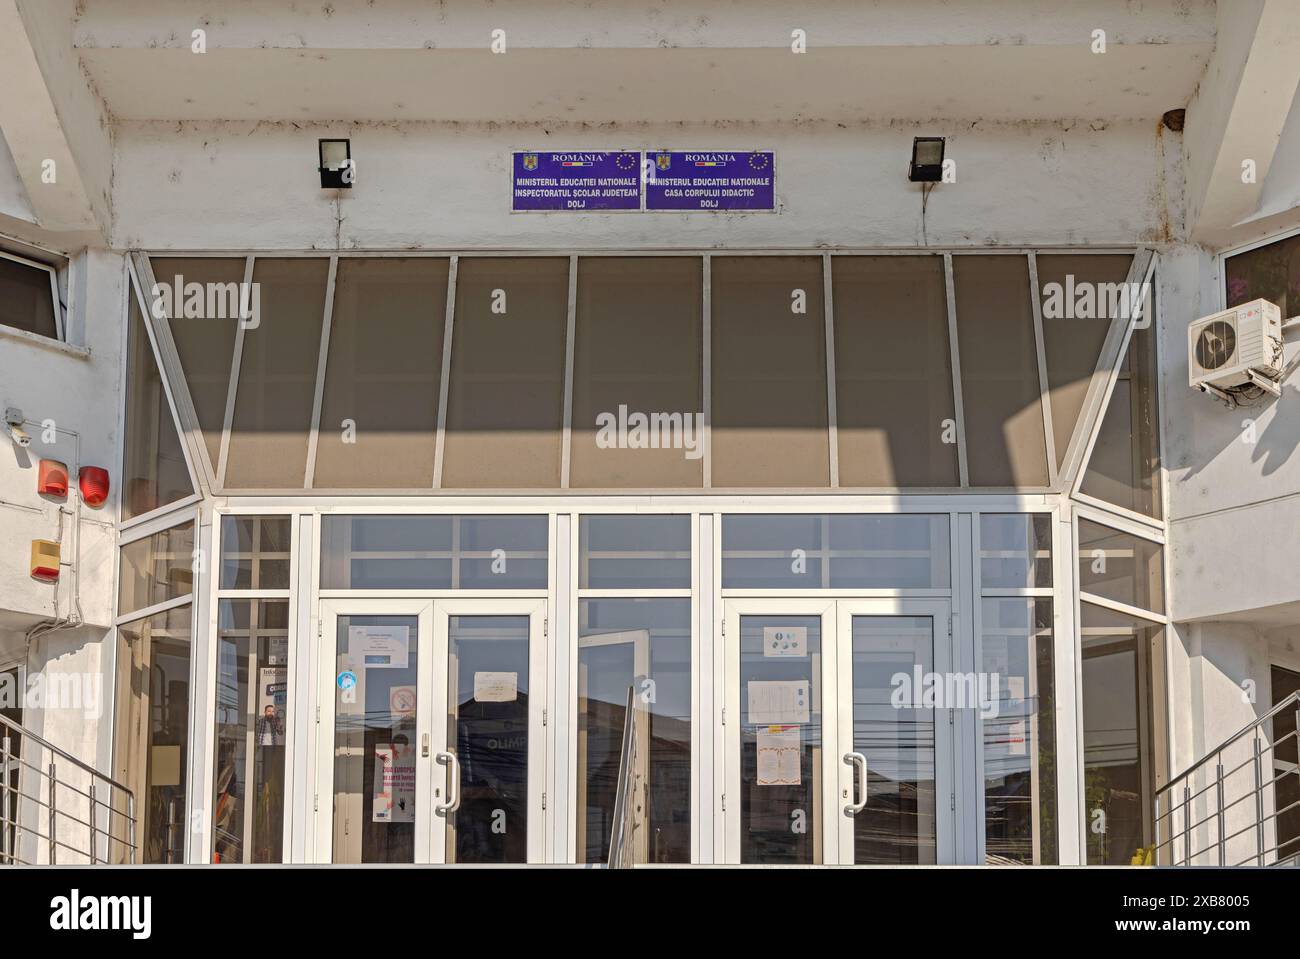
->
[316,598,546,863]
[722,598,955,864]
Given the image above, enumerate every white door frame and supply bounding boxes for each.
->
[314,598,434,863]
[834,597,956,865]
[431,597,548,864]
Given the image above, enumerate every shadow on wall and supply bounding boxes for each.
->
[1181,381,1300,482]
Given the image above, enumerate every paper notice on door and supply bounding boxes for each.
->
[756,725,801,786]
[747,680,810,725]
[1008,675,1025,704]
[372,742,416,823]
[762,626,807,658]
[389,684,417,717]
[474,671,518,703]
[348,624,410,669]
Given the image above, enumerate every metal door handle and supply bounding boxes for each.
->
[435,751,461,815]
[843,752,868,815]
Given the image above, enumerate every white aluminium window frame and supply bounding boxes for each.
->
[0,248,62,341]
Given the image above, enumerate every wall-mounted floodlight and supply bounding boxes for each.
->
[318,138,354,189]
[908,137,945,183]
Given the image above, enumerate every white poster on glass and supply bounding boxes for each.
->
[348,624,410,669]
[746,680,810,725]
[372,742,416,822]
[756,725,801,786]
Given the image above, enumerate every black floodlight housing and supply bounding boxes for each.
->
[318,138,353,189]
[909,136,945,183]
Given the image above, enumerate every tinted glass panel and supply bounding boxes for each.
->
[711,256,829,487]
[1077,518,1164,613]
[443,257,568,488]
[122,291,193,519]
[219,515,291,590]
[119,522,195,616]
[1225,231,1300,317]
[224,258,329,488]
[981,598,1057,864]
[320,515,547,589]
[212,599,290,863]
[151,256,248,470]
[979,514,1052,589]
[721,514,949,589]
[313,258,447,488]
[953,255,1050,487]
[577,599,691,864]
[833,255,958,486]
[579,515,691,589]
[1037,254,1134,469]
[570,257,703,488]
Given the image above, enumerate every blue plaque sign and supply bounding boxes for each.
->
[644,151,775,211]
[512,151,641,211]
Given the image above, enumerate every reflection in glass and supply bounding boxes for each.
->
[740,615,820,863]
[851,616,937,864]
[220,515,290,590]
[118,522,195,617]
[578,599,691,863]
[211,599,289,863]
[1081,603,1166,865]
[722,514,949,589]
[579,515,691,589]
[113,605,191,863]
[320,515,547,589]
[981,599,1057,864]
[446,616,530,863]
[979,514,1052,589]
[332,615,418,863]
[1076,518,1164,613]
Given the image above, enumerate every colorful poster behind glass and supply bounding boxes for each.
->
[645,151,776,211]
[512,151,641,211]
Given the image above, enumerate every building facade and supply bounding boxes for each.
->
[0,0,1298,867]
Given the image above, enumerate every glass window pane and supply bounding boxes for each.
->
[1080,308,1163,519]
[212,599,290,863]
[122,290,193,520]
[981,598,1057,864]
[1225,231,1300,317]
[313,258,448,488]
[331,614,418,863]
[711,256,829,487]
[1080,602,1167,865]
[953,255,1050,487]
[0,254,57,339]
[446,615,531,863]
[570,257,703,488]
[224,258,330,488]
[219,516,291,590]
[1037,254,1134,470]
[833,255,958,486]
[113,605,191,863]
[118,522,195,616]
[150,256,248,470]
[740,614,821,863]
[721,514,949,589]
[579,515,691,589]
[979,514,1052,589]
[320,515,547,589]
[1077,518,1164,613]
[443,257,569,488]
[851,615,937,863]
[578,599,691,863]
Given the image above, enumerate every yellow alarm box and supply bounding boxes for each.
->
[30,540,60,581]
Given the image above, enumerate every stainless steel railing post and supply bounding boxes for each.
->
[48,762,56,865]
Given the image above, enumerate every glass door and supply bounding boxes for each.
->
[722,599,838,864]
[431,599,547,864]
[835,600,955,864]
[317,599,432,864]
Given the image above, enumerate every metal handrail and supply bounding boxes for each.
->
[0,711,137,865]
[607,686,640,869]
[1154,690,1300,867]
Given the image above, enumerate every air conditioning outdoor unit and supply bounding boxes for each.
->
[1188,298,1285,400]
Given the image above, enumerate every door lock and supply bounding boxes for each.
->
[422,733,430,757]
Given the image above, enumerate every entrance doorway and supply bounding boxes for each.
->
[721,598,956,864]
[315,598,546,863]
